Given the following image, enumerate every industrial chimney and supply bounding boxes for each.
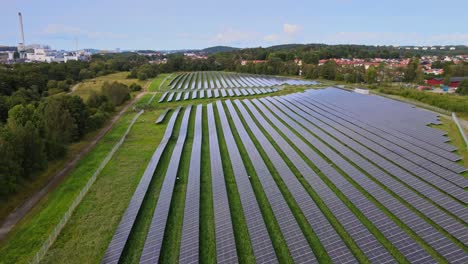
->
[18,12,25,52]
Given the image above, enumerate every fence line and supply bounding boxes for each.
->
[452,112,468,151]
[31,109,144,264]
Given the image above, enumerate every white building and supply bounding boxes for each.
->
[25,48,86,63]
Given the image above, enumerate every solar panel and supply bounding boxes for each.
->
[155,108,171,124]
[207,103,238,263]
[179,105,202,263]
[159,92,169,103]
[166,92,175,102]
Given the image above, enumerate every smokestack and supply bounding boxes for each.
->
[18,12,25,51]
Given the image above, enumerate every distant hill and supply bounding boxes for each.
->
[201,46,239,54]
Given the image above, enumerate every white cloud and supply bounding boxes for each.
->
[283,23,300,35]
[42,24,127,39]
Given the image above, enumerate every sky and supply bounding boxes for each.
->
[1,0,468,50]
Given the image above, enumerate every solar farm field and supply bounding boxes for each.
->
[102,87,468,263]
[158,71,316,103]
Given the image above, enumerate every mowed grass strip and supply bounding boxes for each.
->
[0,111,137,264]
[119,110,182,263]
[213,103,255,263]
[233,101,331,262]
[199,105,216,263]
[159,106,195,263]
[221,102,293,263]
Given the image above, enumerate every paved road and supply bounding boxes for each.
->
[0,91,147,241]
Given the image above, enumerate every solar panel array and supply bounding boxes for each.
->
[103,87,467,263]
[169,71,317,90]
[159,88,278,103]
[179,105,202,263]
[207,103,238,263]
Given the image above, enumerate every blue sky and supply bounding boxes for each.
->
[1,0,467,50]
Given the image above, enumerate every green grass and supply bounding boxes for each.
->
[432,117,468,169]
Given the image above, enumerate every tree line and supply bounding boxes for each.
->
[0,53,147,197]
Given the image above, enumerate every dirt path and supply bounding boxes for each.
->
[0,92,147,241]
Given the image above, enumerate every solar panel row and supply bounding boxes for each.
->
[159,88,274,103]
[179,105,202,264]
[155,108,171,124]
[207,103,238,264]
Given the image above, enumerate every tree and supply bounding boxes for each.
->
[129,83,142,91]
[320,61,338,80]
[62,95,89,140]
[366,66,377,84]
[11,121,47,177]
[456,79,468,95]
[0,127,21,195]
[38,97,76,159]
[101,81,130,106]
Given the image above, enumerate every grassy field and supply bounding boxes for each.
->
[73,72,150,100]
